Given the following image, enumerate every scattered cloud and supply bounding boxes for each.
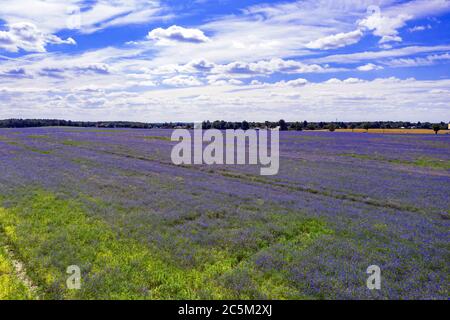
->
[385,53,450,67]
[409,25,432,32]
[0,0,450,121]
[0,22,75,53]
[357,63,384,71]
[147,25,210,44]
[162,75,203,87]
[0,0,167,34]
[313,45,450,64]
[306,30,363,50]
[276,78,309,87]
[358,11,410,45]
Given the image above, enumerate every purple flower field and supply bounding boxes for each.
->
[0,128,448,299]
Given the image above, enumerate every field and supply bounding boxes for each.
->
[336,129,450,134]
[0,128,448,300]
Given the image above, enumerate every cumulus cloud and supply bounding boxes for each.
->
[74,64,111,75]
[306,29,363,50]
[209,78,244,86]
[1,0,450,122]
[0,22,75,53]
[162,75,203,87]
[4,77,448,122]
[357,63,384,71]
[274,78,308,87]
[218,58,327,74]
[147,25,210,44]
[343,78,365,84]
[358,11,410,45]
[323,78,366,84]
[146,58,333,79]
[187,59,216,72]
[36,64,111,79]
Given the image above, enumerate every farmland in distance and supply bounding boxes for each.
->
[0,128,448,299]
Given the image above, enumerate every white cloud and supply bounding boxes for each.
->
[209,78,244,86]
[1,0,450,122]
[143,0,370,65]
[313,45,450,64]
[274,78,309,87]
[250,80,264,86]
[358,12,410,44]
[147,58,334,78]
[214,58,328,75]
[162,75,203,87]
[147,25,210,44]
[0,0,167,34]
[343,78,365,84]
[0,22,75,53]
[385,53,450,67]
[357,63,384,71]
[409,25,432,32]
[357,0,450,45]
[325,78,342,84]
[2,77,449,122]
[306,29,363,50]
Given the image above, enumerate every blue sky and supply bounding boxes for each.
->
[0,0,449,122]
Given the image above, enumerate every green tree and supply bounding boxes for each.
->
[328,123,336,132]
[279,119,288,131]
[363,123,370,132]
[294,122,303,131]
[432,124,441,135]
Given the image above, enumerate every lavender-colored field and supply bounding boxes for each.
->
[0,128,448,299]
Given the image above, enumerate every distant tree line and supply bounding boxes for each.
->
[200,120,448,132]
[0,119,155,129]
[0,119,448,132]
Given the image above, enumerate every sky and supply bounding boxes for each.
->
[0,0,449,122]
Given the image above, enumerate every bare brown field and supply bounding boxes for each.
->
[336,129,450,135]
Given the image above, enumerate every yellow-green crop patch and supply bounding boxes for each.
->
[142,136,171,141]
[340,153,450,170]
[0,190,331,299]
[0,191,221,299]
[0,245,33,300]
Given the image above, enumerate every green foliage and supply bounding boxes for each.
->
[328,124,336,132]
[363,123,370,131]
[0,192,208,299]
[278,119,288,131]
[432,124,441,134]
[0,246,33,300]
[0,190,332,299]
